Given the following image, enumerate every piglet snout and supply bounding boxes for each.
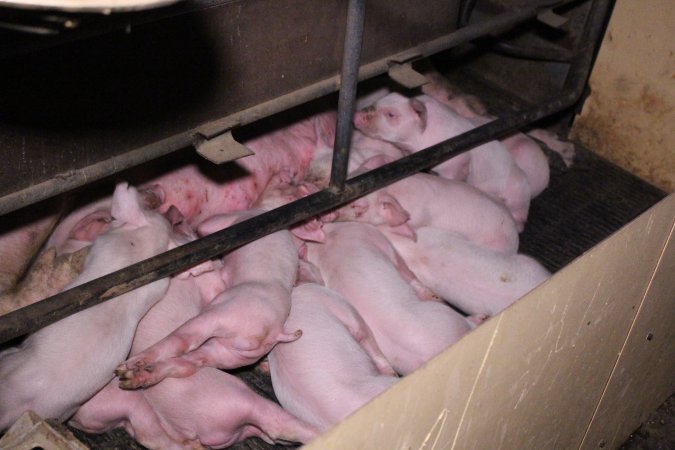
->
[353,110,372,130]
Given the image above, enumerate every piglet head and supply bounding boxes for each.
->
[110,182,150,228]
[335,190,412,229]
[353,93,428,150]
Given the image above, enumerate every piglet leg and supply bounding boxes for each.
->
[239,389,320,446]
[318,294,397,377]
[392,249,442,302]
[70,380,195,450]
[116,296,301,389]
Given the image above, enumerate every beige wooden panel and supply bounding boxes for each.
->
[580,198,675,450]
[302,194,674,449]
[303,313,501,449]
[452,194,675,450]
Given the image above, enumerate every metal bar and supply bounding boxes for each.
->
[0,85,591,344]
[562,0,612,92]
[329,0,366,192]
[0,0,607,343]
[0,0,578,217]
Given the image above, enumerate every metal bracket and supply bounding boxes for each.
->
[537,9,569,29]
[387,61,429,89]
[0,411,88,450]
[194,130,254,165]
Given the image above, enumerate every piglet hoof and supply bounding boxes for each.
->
[467,313,490,327]
[411,281,442,302]
[114,361,157,390]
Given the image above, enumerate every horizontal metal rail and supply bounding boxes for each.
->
[0,0,579,216]
[0,0,610,343]
[0,90,591,343]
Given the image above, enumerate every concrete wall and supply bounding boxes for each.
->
[571,0,675,192]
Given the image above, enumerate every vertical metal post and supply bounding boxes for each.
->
[328,0,367,192]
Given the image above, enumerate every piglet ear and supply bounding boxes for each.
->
[174,259,215,279]
[360,154,395,172]
[388,222,417,241]
[297,242,308,259]
[165,205,195,239]
[338,198,368,221]
[298,181,320,196]
[378,193,410,227]
[111,182,147,227]
[137,184,165,210]
[410,98,428,132]
[197,213,241,237]
[290,218,325,243]
[69,209,113,242]
[314,111,337,147]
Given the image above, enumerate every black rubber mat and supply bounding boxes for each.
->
[520,143,667,273]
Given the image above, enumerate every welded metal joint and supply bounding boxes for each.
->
[193,130,254,165]
[387,61,429,89]
[537,8,569,29]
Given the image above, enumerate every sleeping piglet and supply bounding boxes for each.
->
[306,222,475,375]
[115,209,302,389]
[382,226,551,317]
[335,156,520,254]
[354,92,531,229]
[269,282,399,432]
[0,182,174,431]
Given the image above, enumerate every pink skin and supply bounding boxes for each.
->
[305,222,473,375]
[305,111,407,188]
[269,283,399,431]
[422,73,575,169]
[353,92,531,230]
[420,74,555,197]
[337,156,520,254]
[0,182,174,431]
[69,379,196,450]
[137,111,333,228]
[499,133,550,198]
[527,128,576,168]
[44,185,165,256]
[115,209,301,389]
[382,226,551,317]
[131,275,319,447]
[254,172,330,242]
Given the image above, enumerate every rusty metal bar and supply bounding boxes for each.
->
[0,90,591,343]
[329,0,366,192]
[0,0,608,343]
[0,0,579,217]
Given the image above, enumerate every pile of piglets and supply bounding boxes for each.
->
[0,71,573,448]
